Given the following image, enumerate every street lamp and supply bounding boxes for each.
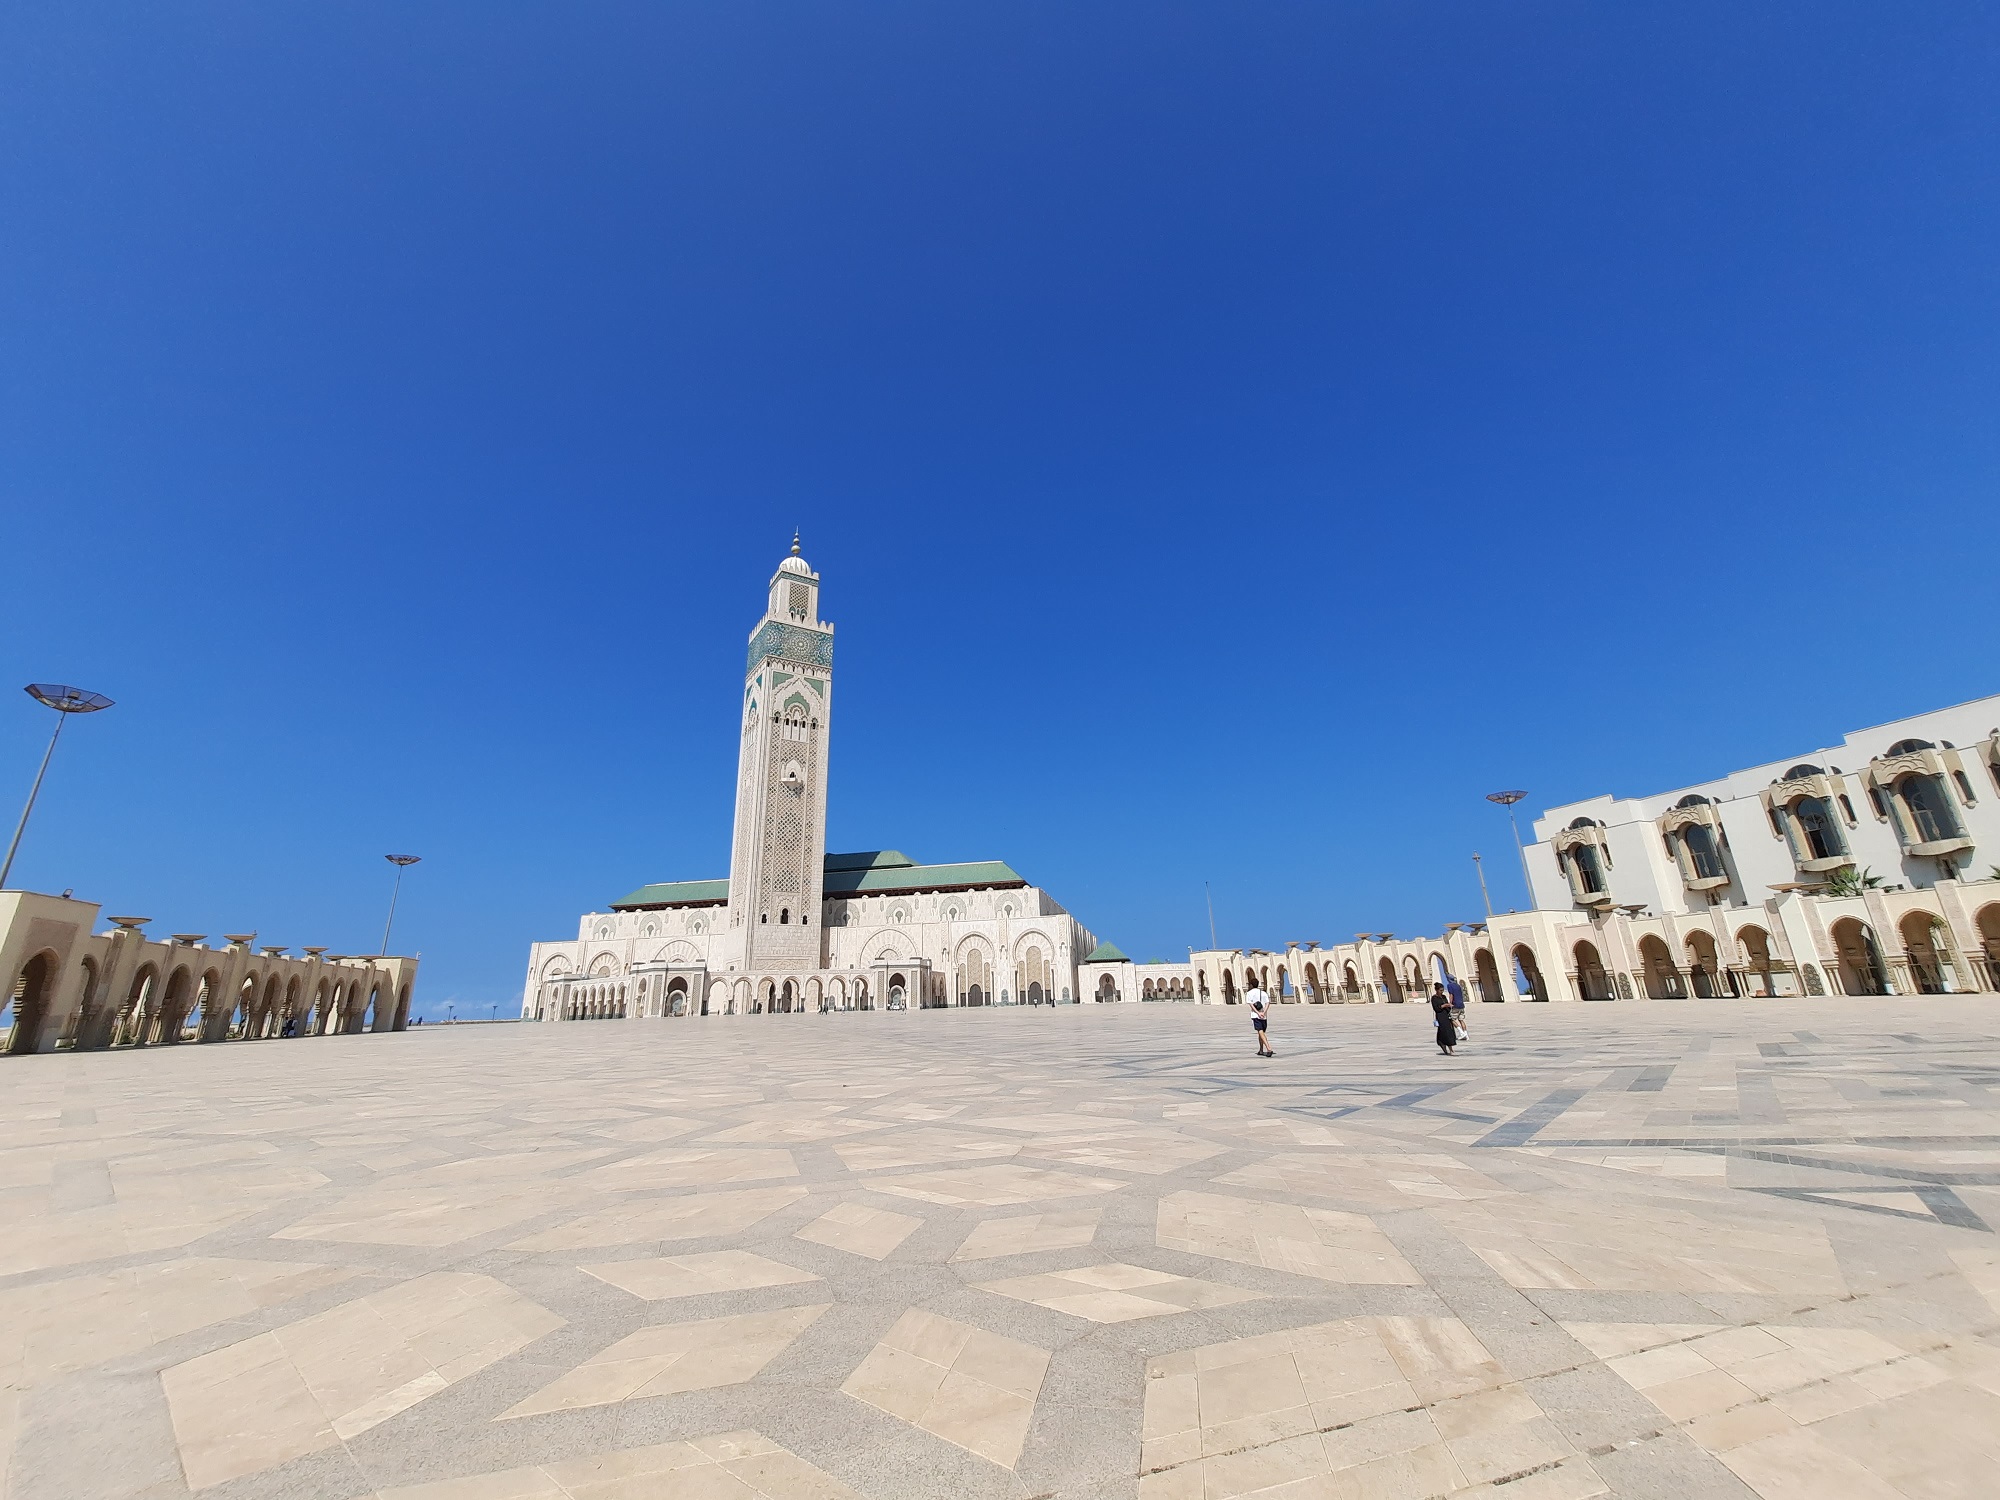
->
[1485,790,1532,906]
[380,855,421,955]
[2,684,114,889]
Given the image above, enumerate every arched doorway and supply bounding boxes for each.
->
[68,955,104,1048]
[1474,948,1502,1003]
[1572,942,1612,1000]
[6,951,58,1054]
[1978,904,2000,991]
[1830,917,1888,995]
[1638,936,1684,998]
[1900,912,1958,994]
[888,973,907,1010]
[1685,932,1733,997]
[1511,946,1546,1002]
[1737,927,1777,997]
[1096,973,1116,1002]
[1378,957,1400,1003]
[157,967,193,1044]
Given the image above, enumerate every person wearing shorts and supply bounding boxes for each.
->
[1245,984,1274,1057]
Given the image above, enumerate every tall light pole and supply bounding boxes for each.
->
[1473,852,1494,920]
[1485,790,1532,908]
[1204,882,1218,950]
[2,684,114,890]
[381,855,421,955]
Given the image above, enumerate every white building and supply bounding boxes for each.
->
[523,542,1101,1020]
[1182,696,2000,1008]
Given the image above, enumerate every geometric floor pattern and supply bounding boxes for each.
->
[5,999,2000,1499]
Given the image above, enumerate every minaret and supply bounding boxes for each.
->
[725,536,833,971]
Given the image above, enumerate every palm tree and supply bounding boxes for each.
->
[1821,865,1884,898]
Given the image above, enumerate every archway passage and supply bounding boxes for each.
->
[1899,912,1957,994]
[1979,904,2000,991]
[1573,942,1612,1001]
[6,952,57,1054]
[1638,936,1684,999]
[1378,957,1400,1004]
[1831,917,1888,996]
[1474,948,1502,1003]
[1511,947,1546,1002]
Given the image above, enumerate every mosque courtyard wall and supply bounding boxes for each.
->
[2,889,419,1053]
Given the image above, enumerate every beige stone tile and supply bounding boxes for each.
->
[951,1208,1100,1261]
[378,1431,865,1500]
[501,1304,828,1418]
[1214,1150,1513,1207]
[975,1261,1262,1323]
[1683,1400,1799,1452]
[832,1127,1020,1172]
[577,1147,798,1191]
[507,1186,807,1250]
[866,1163,1124,1207]
[701,1116,889,1144]
[1017,1129,1228,1176]
[0,1256,354,1384]
[579,1250,819,1300]
[1640,1367,1759,1422]
[1606,1341,1720,1389]
[840,1309,1048,1469]
[164,1271,561,1488]
[1434,1199,1847,1297]
[793,1201,921,1259]
[1719,1429,1907,1500]
[1156,1191,1422,1285]
[1452,1457,1609,1499]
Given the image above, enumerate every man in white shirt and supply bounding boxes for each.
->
[1245,985,1274,1057]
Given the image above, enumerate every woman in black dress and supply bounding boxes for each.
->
[1429,983,1456,1056]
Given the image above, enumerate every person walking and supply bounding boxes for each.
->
[1429,983,1457,1056]
[1245,983,1274,1057]
[1444,976,1468,1041]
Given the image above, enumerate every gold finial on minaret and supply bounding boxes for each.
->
[791,530,801,556]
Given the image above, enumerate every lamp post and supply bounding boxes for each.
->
[1485,790,1532,907]
[380,855,421,955]
[2,684,114,890]
[1473,852,1494,920]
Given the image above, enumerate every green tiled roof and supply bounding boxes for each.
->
[609,852,1025,910]
[1081,942,1129,963]
[826,860,1022,895]
[609,878,728,910]
[824,850,915,872]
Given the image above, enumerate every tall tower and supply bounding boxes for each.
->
[725,536,833,971]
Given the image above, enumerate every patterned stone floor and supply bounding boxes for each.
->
[5,1000,2000,1500]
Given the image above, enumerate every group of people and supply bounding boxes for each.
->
[1239,979,1469,1057]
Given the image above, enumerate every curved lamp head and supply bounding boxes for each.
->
[26,684,113,714]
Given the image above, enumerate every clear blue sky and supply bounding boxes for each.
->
[4,3,1996,1016]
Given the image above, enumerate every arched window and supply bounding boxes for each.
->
[1683,824,1724,881]
[1886,739,1934,756]
[778,908,789,924]
[1791,796,1845,860]
[1782,764,1825,781]
[1898,774,1961,842]
[1567,844,1606,894]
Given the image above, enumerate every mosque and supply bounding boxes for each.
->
[520,541,1111,1020]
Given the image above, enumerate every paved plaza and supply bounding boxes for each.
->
[5,1002,2000,1500]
